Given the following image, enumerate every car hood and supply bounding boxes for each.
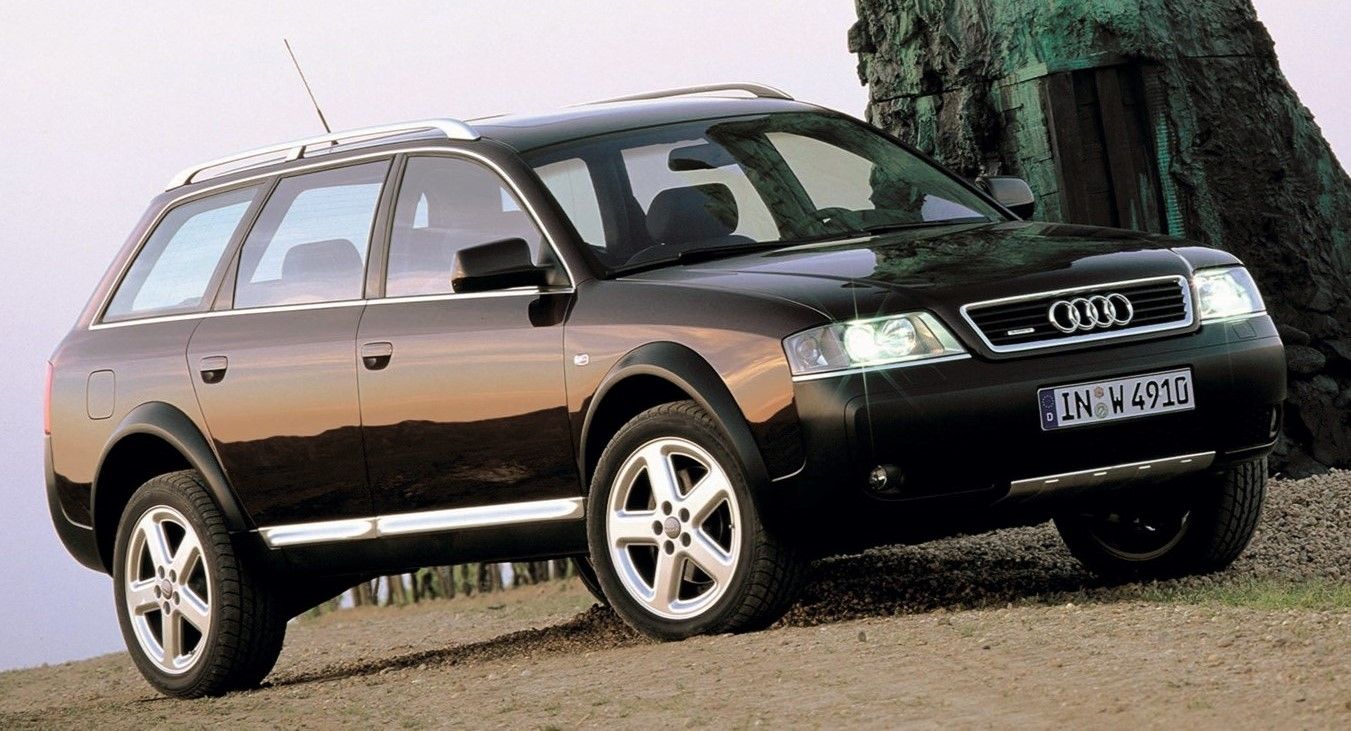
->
[622,220,1235,323]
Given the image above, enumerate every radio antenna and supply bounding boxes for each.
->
[283,38,332,134]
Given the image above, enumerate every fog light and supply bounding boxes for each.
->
[868,465,889,490]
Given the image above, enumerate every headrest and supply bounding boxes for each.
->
[281,239,363,280]
[645,184,740,245]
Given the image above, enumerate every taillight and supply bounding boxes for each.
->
[43,362,53,435]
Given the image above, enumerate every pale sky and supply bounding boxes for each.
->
[0,0,1345,671]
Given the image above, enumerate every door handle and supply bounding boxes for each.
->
[360,342,393,371]
[199,356,228,384]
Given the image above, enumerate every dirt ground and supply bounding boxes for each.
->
[2,472,1348,729]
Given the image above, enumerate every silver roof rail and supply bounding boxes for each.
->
[166,118,480,189]
[586,82,794,105]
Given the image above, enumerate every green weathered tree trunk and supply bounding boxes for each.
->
[852,0,1351,474]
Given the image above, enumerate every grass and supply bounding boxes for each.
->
[1134,578,1351,611]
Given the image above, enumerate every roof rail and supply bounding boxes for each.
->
[586,82,794,105]
[166,118,480,189]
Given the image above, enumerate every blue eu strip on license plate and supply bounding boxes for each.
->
[1038,368,1194,430]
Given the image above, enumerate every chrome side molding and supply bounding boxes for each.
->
[259,496,584,548]
[1006,451,1216,500]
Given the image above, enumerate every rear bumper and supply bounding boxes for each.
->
[779,315,1284,539]
[46,437,103,572]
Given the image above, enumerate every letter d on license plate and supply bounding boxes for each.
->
[1038,368,1194,430]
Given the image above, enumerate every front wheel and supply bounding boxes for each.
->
[586,401,804,640]
[112,471,285,698]
[1055,458,1267,581]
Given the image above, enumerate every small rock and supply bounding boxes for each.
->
[1286,345,1326,376]
[1325,338,1351,364]
[1336,388,1351,409]
[1311,375,1340,395]
[858,630,868,642]
[1276,324,1312,346]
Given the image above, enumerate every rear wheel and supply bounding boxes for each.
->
[113,471,285,698]
[1055,458,1267,580]
[586,401,804,639]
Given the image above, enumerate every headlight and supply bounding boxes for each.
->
[1194,266,1264,322]
[783,312,966,376]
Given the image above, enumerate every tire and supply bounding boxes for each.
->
[1054,458,1267,581]
[112,470,285,698]
[570,556,609,607]
[586,401,805,640]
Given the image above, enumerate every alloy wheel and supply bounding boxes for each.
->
[122,506,212,675]
[605,437,741,619]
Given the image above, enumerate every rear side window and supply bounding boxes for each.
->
[385,156,548,298]
[104,186,259,321]
[234,161,389,309]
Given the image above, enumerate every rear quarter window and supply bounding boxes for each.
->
[104,186,260,321]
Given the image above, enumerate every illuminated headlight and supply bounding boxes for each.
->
[1194,266,1264,322]
[783,313,966,376]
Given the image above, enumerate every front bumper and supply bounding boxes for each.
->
[785,315,1284,523]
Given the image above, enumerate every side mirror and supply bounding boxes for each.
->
[979,176,1036,219]
[451,238,550,293]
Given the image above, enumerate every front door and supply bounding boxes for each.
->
[357,154,576,515]
[188,160,391,527]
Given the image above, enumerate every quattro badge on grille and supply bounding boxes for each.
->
[1047,293,1134,333]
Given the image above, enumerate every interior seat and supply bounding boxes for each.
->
[642,183,753,256]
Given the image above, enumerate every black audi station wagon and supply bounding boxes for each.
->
[45,83,1285,697]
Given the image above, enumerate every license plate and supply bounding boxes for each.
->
[1038,368,1194,430]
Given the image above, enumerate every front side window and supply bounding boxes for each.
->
[234,161,389,309]
[385,156,549,297]
[104,186,259,320]
[525,112,1002,272]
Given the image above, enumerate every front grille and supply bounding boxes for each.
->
[962,276,1193,353]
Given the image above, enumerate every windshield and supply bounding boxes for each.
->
[525,112,1004,273]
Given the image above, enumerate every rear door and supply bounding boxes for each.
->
[356,154,577,516]
[187,160,392,527]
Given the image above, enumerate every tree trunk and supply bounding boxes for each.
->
[436,566,456,599]
[386,574,408,606]
[851,0,1351,474]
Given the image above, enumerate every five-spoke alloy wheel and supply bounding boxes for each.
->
[123,505,213,674]
[113,471,285,698]
[606,436,742,619]
[587,401,804,639]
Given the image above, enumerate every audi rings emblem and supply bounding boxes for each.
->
[1047,293,1134,333]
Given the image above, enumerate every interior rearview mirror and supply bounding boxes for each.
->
[668,142,738,171]
[451,238,551,293]
[978,176,1036,219]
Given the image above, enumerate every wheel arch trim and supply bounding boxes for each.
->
[93,402,251,560]
[579,342,771,492]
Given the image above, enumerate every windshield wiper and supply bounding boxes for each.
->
[672,241,796,264]
[854,217,991,236]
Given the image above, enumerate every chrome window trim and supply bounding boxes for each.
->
[790,353,971,382]
[258,497,585,548]
[959,275,1194,354]
[87,287,575,331]
[92,145,579,330]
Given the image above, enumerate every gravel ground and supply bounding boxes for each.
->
[785,469,1351,626]
[1,471,1347,728]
